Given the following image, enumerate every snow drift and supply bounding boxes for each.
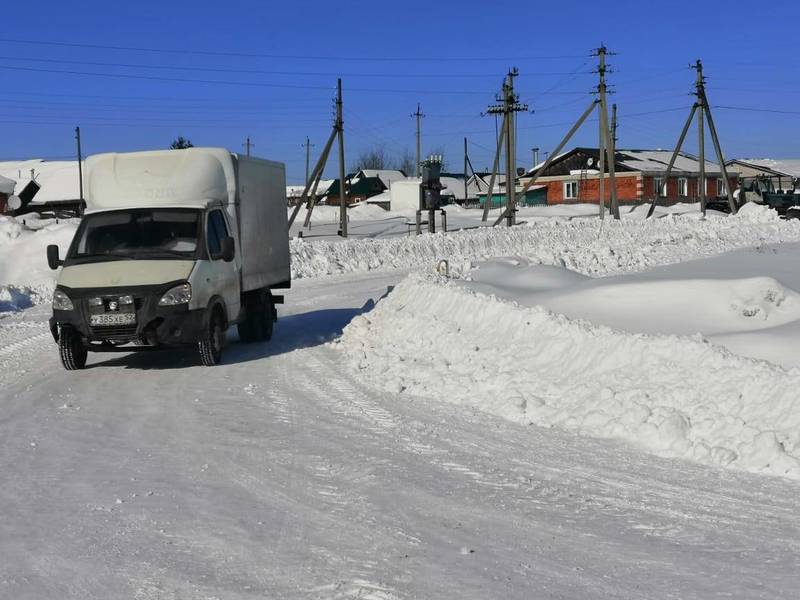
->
[0,215,78,311]
[338,273,800,479]
[290,207,800,279]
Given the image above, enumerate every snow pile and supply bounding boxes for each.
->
[338,273,800,479]
[0,215,79,311]
[288,204,403,224]
[734,201,781,223]
[290,212,800,279]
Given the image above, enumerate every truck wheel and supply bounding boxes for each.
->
[238,290,274,343]
[257,293,275,342]
[199,309,225,366]
[58,327,88,370]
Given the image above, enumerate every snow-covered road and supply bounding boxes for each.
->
[1,270,799,599]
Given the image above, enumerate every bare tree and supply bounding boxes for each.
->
[397,148,416,177]
[170,136,194,149]
[350,145,392,172]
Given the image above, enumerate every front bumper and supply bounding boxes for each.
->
[49,282,207,350]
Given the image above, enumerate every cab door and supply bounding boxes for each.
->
[202,208,240,323]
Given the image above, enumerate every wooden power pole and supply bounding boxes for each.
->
[494,47,619,225]
[243,136,254,157]
[75,126,83,204]
[336,78,347,237]
[646,60,737,218]
[303,136,315,186]
[412,104,425,177]
[287,79,348,236]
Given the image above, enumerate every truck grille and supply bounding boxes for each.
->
[90,324,139,342]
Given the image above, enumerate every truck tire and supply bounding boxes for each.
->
[255,292,274,342]
[58,327,88,370]
[238,290,274,343]
[198,308,225,366]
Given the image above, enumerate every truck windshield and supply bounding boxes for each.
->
[69,208,201,261]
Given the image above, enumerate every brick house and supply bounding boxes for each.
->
[520,148,739,206]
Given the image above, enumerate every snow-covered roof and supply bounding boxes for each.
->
[365,190,391,205]
[524,149,737,177]
[0,160,82,203]
[286,180,333,198]
[354,169,406,189]
[616,150,729,174]
[732,159,800,178]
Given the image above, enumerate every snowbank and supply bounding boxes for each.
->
[0,215,79,311]
[338,273,800,479]
[290,210,800,279]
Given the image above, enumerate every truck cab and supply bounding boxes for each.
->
[47,148,290,369]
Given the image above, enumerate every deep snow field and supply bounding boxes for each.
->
[2,203,800,598]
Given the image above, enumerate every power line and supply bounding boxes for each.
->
[0,55,591,78]
[714,105,800,115]
[0,38,587,61]
[0,63,508,95]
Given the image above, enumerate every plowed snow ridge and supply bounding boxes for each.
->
[291,208,800,279]
[338,273,800,479]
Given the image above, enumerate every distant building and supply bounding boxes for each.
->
[726,159,799,192]
[323,176,386,206]
[520,148,739,205]
[351,169,407,190]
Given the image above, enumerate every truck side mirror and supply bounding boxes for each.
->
[46,244,63,270]
[219,237,235,262]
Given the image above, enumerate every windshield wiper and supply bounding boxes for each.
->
[136,249,194,259]
[77,252,135,261]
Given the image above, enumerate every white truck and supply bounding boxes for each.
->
[46,147,291,369]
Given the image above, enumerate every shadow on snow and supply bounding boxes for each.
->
[87,298,382,371]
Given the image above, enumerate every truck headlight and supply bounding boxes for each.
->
[53,289,74,311]
[159,283,192,306]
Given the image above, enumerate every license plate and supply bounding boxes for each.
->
[90,312,136,326]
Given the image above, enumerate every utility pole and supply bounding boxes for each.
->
[463,137,468,205]
[412,103,425,177]
[243,136,254,157]
[75,126,84,205]
[337,78,347,237]
[611,105,617,145]
[594,45,619,220]
[696,61,707,214]
[287,79,348,233]
[646,59,737,218]
[486,68,528,227]
[302,136,315,185]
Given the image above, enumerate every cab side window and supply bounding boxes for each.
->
[206,210,229,259]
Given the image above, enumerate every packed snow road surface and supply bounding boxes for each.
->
[1,271,800,599]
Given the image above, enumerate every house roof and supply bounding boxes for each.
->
[286,180,333,198]
[353,169,407,188]
[0,159,82,203]
[524,148,736,177]
[326,176,386,196]
[728,158,800,178]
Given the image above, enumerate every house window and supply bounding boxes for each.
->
[717,178,726,196]
[654,177,667,197]
[564,181,578,200]
[678,178,688,197]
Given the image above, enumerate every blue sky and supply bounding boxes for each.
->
[1,0,798,183]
